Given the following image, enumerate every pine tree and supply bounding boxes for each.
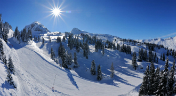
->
[66,53,72,65]
[91,60,96,75]
[164,57,169,72]
[74,52,78,67]
[6,69,13,85]
[8,56,14,74]
[132,52,138,70]
[63,36,65,42]
[0,39,4,60]
[149,50,153,62]
[50,48,55,60]
[163,53,165,61]
[61,51,68,68]
[57,36,61,43]
[139,65,149,95]
[102,44,105,55]
[156,71,167,95]
[97,64,102,80]
[167,60,175,95]
[42,37,44,45]
[138,49,142,62]
[49,36,51,43]
[154,67,160,94]
[110,62,114,78]
[148,62,155,95]
[160,53,163,60]
[38,36,40,42]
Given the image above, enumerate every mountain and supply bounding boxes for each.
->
[24,21,50,35]
[140,37,176,50]
[0,21,175,95]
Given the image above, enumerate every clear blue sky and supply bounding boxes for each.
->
[0,0,176,40]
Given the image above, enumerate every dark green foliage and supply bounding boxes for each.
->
[91,60,96,75]
[8,56,14,74]
[97,64,102,80]
[50,48,55,60]
[74,52,78,67]
[110,62,114,78]
[163,53,165,61]
[42,37,44,45]
[132,52,138,70]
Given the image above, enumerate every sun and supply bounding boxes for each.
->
[41,0,71,25]
[52,8,61,17]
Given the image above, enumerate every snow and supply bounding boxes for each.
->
[140,36,176,50]
[0,25,175,95]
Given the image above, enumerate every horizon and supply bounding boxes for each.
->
[0,0,176,40]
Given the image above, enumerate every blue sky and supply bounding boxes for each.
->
[0,0,176,40]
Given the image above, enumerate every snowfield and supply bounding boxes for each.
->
[0,24,175,96]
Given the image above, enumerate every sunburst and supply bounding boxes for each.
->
[42,0,67,25]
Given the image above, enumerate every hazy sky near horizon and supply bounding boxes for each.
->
[0,0,176,40]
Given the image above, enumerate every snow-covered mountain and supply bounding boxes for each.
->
[24,21,50,35]
[0,21,176,96]
[140,37,176,50]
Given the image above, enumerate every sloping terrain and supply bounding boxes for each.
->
[1,25,175,96]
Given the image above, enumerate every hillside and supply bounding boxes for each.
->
[0,21,175,96]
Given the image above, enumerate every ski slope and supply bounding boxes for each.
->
[1,26,175,96]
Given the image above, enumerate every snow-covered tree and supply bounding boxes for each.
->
[8,56,14,74]
[57,36,61,43]
[139,65,150,95]
[49,36,51,43]
[132,52,138,70]
[0,39,4,60]
[50,48,55,60]
[42,37,44,45]
[163,53,165,61]
[110,62,114,78]
[66,53,72,65]
[91,60,96,75]
[138,49,142,62]
[148,62,155,95]
[74,52,78,67]
[164,57,169,72]
[97,64,102,80]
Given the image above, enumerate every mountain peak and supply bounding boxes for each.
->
[24,21,50,35]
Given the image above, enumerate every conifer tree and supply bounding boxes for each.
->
[138,49,142,62]
[49,36,51,43]
[164,57,169,72]
[8,56,14,74]
[102,44,105,55]
[50,48,55,60]
[167,60,175,95]
[132,52,138,70]
[42,37,44,45]
[154,67,160,94]
[110,62,114,78]
[97,64,102,80]
[91,60,96,75]
[74,52,78,67]
[139,65,149,95]
[163,53,165,61]
[38,36,40,42]
[6,69,14,86]
[61,51,68,68]
[148,62,155,95]
[0,39,4,60]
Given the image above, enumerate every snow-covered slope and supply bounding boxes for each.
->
[1,24,176,96]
